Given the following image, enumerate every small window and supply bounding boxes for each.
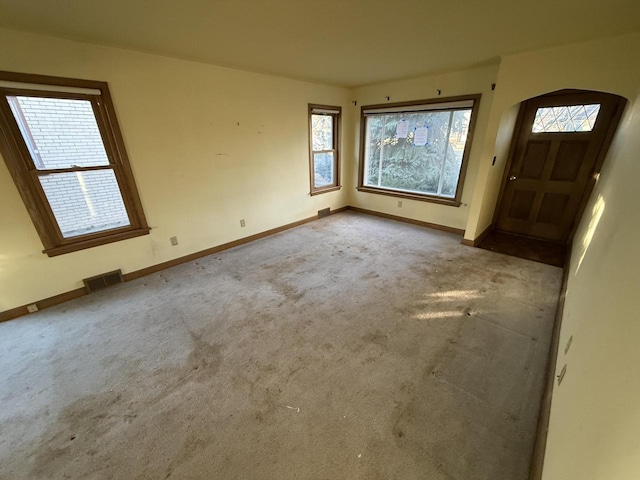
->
[0,71,149,256]
[308,104,341,195]
[532,104,601,133]
[358,95,480,206]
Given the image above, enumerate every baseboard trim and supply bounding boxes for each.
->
[124,208,347,281]
[0,207,348,323]
[0,287,86,323]
[528,246,571,480]
[0,205,461,323]
[346,206,465,236]
[461,223,494,247]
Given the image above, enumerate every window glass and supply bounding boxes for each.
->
[532,104,601,133]
[311,114,333,151]
[363,107,472,198]
[309,106,340,194]
[7,96,110,169]
[313,152,335,187]
[39,170,130,238]
[0,72,149,256]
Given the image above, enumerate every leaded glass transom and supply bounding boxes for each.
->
[532,104,601,133]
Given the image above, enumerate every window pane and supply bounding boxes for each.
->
[39,169,130,238]
[314,152,334,187]
[363,108,471,197]
[7,95,110,170]
[532,104,601,133]
[311,114,333,151]
[364,116,383,186]
[441,110,472,197]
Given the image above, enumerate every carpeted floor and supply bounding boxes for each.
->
[0,211,563,480]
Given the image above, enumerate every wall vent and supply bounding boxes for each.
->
[83,269,123,293]
[318,207,331,218]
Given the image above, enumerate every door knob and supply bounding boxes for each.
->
[509,175,517,181]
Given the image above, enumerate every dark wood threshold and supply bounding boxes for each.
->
[476,230,566,267]
[347,206,465,235]
[528,246,571,480]
[460,223,494,247]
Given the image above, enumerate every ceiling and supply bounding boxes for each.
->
[0,0,639,87]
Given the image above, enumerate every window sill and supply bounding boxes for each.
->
[356,186,461,207]
[310,185,342,196]
[43,227,151,257]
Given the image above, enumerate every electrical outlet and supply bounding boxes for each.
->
[557,364,567,385]
[397,200,403,208]
[170,236,178,246]
[565,335,573,355]
[240,219,246,227]
[27,304,38,313]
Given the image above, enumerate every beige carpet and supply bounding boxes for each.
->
[0,211,562,479]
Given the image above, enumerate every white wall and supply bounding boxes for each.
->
[542,88,640,480]
[0,28,351,310]
[349,65,499,231]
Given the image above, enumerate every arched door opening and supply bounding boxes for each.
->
[477,89,626,266]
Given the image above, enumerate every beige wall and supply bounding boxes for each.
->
[2,21,640,480]
[348,66,499,231]
[349,33,640,478]
[464,33,640,240]
[0,28,351,311]
[542,88,640,480]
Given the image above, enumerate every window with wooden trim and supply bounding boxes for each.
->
[358,95,480,206]
[308,104,341,195]
[0,71,149,256]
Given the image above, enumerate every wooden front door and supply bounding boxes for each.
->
[495,91,623,243]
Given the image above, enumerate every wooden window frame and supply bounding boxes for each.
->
[0,71,149,257]
[357,94,481,207]
[308,104,341,195]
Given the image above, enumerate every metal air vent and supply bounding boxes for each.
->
[83,269,123,293]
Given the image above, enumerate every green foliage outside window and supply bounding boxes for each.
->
[364,109,471,198]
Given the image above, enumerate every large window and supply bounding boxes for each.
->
[308,104,341,195]
[358,95,480,206]
[0,71,149,256]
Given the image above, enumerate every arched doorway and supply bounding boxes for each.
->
[479,89,626,266]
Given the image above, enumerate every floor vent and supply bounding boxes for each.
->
[318,207,331,218]
[83,270,123,293]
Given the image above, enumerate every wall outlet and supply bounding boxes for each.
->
[564,335,573,355]
[240,219,246,227]
[557,364,567,385]
[397,200,403,208]
[170,236,178,246]
[27,304,38,313]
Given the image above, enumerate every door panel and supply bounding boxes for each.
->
[496,91,621,243]
[520,141,550,179]
[550,141,587,181]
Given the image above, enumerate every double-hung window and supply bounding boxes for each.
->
[358,95,480,206]
[0,71,149,256]
[308,104,341,195]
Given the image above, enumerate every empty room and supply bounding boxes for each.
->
[0,1,639,479]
